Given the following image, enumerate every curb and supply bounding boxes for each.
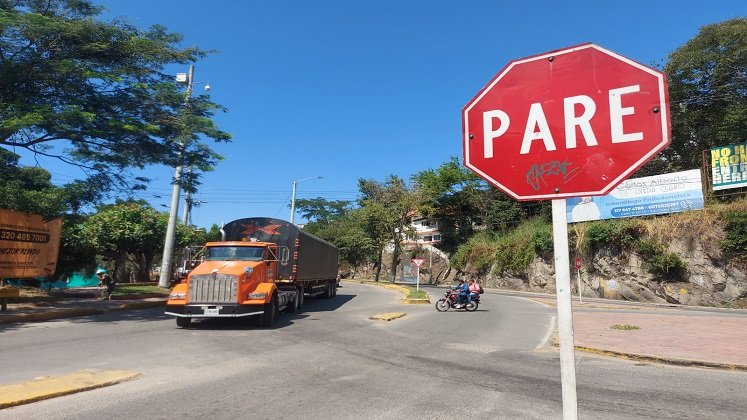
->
[403,298,431,304]
[369,312,406,321]
[574,346,747,372]
[0,300,166,325]
[343,280,431,304]
[0,369,141,409]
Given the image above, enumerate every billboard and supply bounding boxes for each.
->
[710,141,747,191]
[0,209,63,278]
[566,169,704,223]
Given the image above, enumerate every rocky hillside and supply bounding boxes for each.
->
[443,201,747,308]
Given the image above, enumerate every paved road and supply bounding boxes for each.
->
[1,283,746,419]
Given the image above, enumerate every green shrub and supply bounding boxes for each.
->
[583,219,638,251]
[648,252,687,280]
[722,211,747,254]
[450,232,496,273]
[452,218,552,275]
[634,239,687,280]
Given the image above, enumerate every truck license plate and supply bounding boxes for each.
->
[204,308,219,315]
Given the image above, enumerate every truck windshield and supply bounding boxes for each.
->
[206,246,264,261]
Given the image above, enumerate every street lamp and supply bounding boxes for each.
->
[158,64,205,289]
[290,176,323,224]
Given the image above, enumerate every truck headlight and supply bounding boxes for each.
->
[248,292,266,299]
[169,292,186,300]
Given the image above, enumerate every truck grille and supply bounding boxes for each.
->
[188,274,239,304]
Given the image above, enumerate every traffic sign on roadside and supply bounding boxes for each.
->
[411,258,425,268]
[463,43,670,200]
[462,43,671,420]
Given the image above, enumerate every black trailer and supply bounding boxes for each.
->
[221,218,339,301]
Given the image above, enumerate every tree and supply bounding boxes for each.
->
[639,18,747,175]
[82,201,163,282]
[293,200,377,276]
[358,176,419,282]
[0,0,231,194]
[412,158,530,251]
[293,197,352,226]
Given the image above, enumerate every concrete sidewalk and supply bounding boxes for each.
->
[528,296,747,371]
[0,294,166,325]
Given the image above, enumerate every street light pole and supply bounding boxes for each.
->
[289,176,323,224]
[158,65,195,289]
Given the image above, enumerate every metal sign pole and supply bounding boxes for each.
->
[552,198,578,419]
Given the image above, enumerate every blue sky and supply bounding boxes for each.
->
[20,1,746,228]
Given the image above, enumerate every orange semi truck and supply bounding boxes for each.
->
[165,217,339,328]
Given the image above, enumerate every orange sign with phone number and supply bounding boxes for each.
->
[0,209,62,278]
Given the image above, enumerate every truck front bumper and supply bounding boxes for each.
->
[165,303,264,318]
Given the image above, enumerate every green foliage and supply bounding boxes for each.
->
[113,285,169,296]
[638,18,747,176]
[582,220,638,252]
[82,200,170,282]
[581,220,686,280]
[358,175,419,281]
[609,324,640,331]
[412,158,532,252]
[634,240,687,280]
[293,198,352,225]
[721,211,747,254]
[451,218,552,275]
[204,224,222,242]
[634,239,687,280]
[0,0,231,193]
[647,252,687,280]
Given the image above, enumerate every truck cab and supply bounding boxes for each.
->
[165,241,295,328]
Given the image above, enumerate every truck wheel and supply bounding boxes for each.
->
[260,295,278,328]
[287,291,299,313]
[176,317,191,328]
[297,287,304,309]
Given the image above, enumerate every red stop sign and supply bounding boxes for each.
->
[462,43,670,201]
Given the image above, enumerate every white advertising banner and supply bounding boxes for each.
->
[566,169,704,223]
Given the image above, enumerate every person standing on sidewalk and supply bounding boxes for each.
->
[96,268,116,300]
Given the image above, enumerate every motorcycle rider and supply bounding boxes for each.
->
[451,279,469,308]
[96,268,116,300]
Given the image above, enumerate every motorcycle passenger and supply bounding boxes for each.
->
[468,279,481,304]
[451,279,469,308]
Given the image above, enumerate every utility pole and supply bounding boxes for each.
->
[158,65,194,289]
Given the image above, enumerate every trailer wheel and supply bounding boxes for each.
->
[297,287,305,309]
[324,281,334,299]
[176,317,191,328]
[260,295,278,328]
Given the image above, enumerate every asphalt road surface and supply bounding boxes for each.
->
[1,282,746,419]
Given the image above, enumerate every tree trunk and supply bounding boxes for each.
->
[131,253,153,283]
[374,247,383,282]
[113,252,127,283]
[390,236,401,283]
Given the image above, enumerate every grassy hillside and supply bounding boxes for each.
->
[452,198,747,280]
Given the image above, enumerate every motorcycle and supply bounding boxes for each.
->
[435,289,478,312]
